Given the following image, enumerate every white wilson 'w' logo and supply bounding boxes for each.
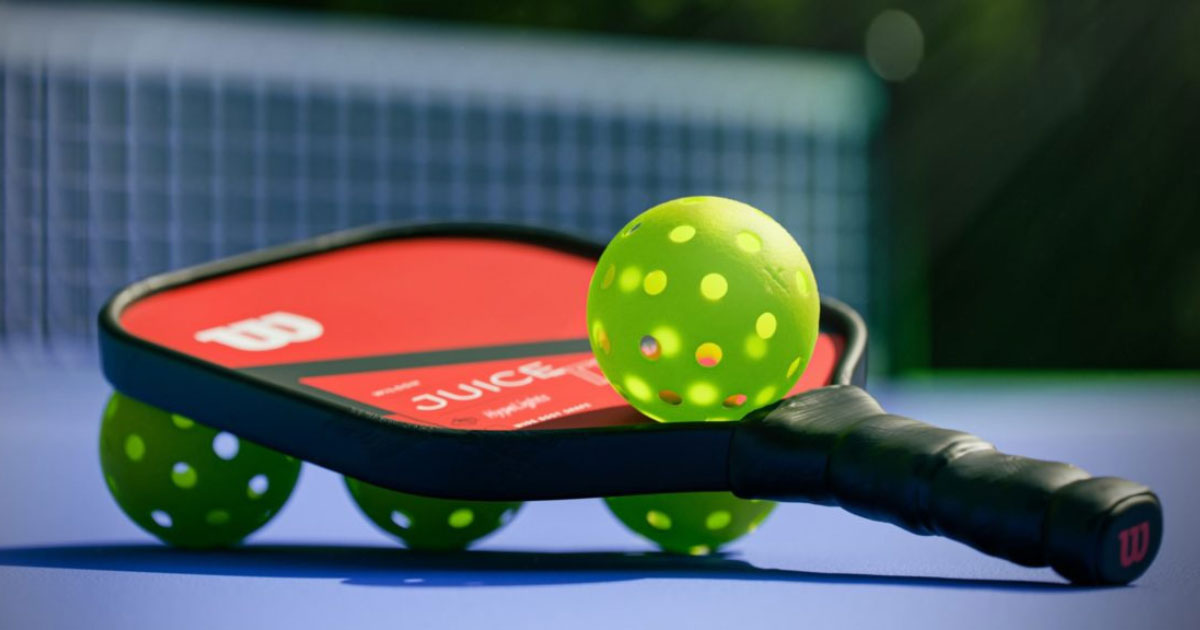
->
[194,311,324,351]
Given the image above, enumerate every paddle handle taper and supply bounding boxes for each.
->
[728,385,1162,585]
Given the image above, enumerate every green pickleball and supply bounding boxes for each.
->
[99,392,301,548]
[587,196,820,422]
[345,477,523,551]
[605,492,776,555]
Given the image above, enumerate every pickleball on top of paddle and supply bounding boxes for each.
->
[587,196,820,423]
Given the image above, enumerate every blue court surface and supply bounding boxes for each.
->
[1,360,1197,629]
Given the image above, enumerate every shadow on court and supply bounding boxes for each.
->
[0,544,1100,591]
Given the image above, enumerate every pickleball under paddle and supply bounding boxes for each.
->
[98,224,1162,584]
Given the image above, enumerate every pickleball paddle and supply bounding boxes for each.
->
[99,224,1162,584]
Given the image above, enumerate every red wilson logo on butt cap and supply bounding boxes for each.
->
[1118,521,1151,568]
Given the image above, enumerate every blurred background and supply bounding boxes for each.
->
[1,0,1197,374]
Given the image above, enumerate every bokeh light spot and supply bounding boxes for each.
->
[865,9,924,82]
[700,273,728,300]
[643,270,668,295]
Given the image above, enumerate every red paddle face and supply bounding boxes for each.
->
[120,237,842,430]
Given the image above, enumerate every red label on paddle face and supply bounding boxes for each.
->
[120,238,595,368]
[119,236,843,430]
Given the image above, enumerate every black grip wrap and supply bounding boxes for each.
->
[728,385,1163,585]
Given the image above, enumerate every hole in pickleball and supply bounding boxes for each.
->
[700,273,728,300]
[643,270,668,296]
[104,396,120,420]
[592,321,611,354]
[206,509,230,525]
[706,511,732,530]
[687,382,719,406]
[736,231,762,253]
[754,386,778,406]
[449,508,475,528]
[749,510,771,532]
[695,343,723,367]
[391,511,412,529]
[756,312,777,339]
[623,375,652,402]
[640,335,661,360]
[646,510,672,530]
[500,508,518,525]
[723,394,747,408]
[658,390,682,405]
[650,326,681,357]
[689,545,712,556]
[247,474,269,499]
[171,414,194,429]
[601,264,615,289]
[213,432,239,460]
[795,270,809,296]
[787,357,803,378]
[624,222,642,236]
[744,334,767,359]
[669,225,696,243]
[618,266,642,292]
[171,462,197,488]
[124,434,145,461]
[151,510,173,528]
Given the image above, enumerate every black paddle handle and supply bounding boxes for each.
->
[728,385,1162,585]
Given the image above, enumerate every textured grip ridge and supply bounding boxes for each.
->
[728,385,1162,585]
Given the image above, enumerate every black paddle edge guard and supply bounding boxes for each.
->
[98,223,866,501]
